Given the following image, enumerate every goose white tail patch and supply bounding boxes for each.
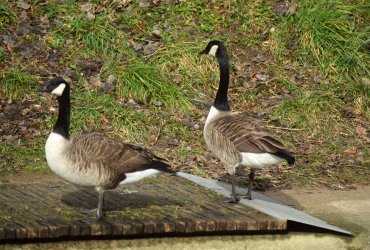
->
[241,152,284,169]
[119,169,162,185]
[51,83,66,96]
[209,45,219,56]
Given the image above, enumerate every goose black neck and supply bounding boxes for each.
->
[54,86,70,139]
[214,55,230,111]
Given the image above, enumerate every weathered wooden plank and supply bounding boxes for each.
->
[0,227,5,240]
[42,219,69,238]
[104,217,123,235]
[0,176,287,241]
[128,219,145,235]
[213,202,259,231]
[88,220,113,236]
[6,222,30,240]
[2,223,17,240]
[0,191,47,239]
[157,217,176,233]
[151,183,215,232]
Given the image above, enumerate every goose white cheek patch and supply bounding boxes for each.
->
[209,45,219,56]
[51,83,66,96]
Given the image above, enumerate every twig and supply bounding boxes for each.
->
[150,121,164,146]
[266,125,304,131]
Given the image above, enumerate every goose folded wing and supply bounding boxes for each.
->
[212,116,295,164]
[70,133,171,173]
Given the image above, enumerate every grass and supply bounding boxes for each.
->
[0,1,17,30]
[270,0,369,105]
[0,69,36,99]
[0,0,369,187]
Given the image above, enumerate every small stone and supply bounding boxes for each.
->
[143,43,157,55]
[252,54,266,63]
[194,124,200,130]
[87,12,96,20]
[80,2,93,12]
[186,146,192,151]
[20,11,29,21]
[153,100,162,107]
[138,0,150,8]
[16,0,30,10]
[130,41,143,51]
[152,29,161,38]
[257,110,267,117]
[90,76,102,89]
[171,73,183,84]
[128,99,136,104]
[106,75,117,85]
[255,74,270,81]
[313,75,322,84]
[65,39,73,46]
[361,77,370,86]
[163,21,170,29]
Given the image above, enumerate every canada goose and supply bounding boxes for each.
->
[38,77,174,221]
[199,40,295,202]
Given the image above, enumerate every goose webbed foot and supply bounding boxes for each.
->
[220,195,240,203]
[75,215,102,222]
[77,188,105,222]
[229,195,241,203]
[245,192,252,200]
[81,208,97,214]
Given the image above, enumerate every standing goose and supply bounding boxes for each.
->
[38,77,174,221]
[199,40,295,202]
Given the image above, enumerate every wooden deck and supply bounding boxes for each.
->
[0,175,286,241]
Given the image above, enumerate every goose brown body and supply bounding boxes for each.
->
[51,132,171,189]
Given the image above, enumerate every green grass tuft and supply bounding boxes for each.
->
[0,2,17,30]
[117,60,191,111]
[0,69,36,99]
[271,0,370,82]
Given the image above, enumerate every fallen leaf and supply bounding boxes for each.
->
[252,54,266,63]
[80,2,93,12]
[313,75,323,84]
[100,113,107,123]
[90,76,102,89]
[344,146,357,155]
[355,126,367,137]
[171,73,183,84]
[255,74,270,81]
[22,131,30,139]
[16,0,30,10]
[143,42,157,55]
[3,35,16,52]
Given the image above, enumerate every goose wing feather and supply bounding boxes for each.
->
[69,133,172,174]
[210,114,295,164]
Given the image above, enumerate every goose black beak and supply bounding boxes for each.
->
[199,50,207,55]
[37,84,48,93]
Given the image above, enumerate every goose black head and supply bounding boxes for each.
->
[199,40,227,58]
[37,77,69,97]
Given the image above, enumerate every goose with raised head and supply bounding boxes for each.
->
[38,77,174,221]
[199,40,295,202]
